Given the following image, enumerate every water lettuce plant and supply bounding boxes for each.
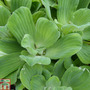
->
[0,0,90,90]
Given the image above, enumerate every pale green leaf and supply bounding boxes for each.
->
[21,34,37,56]
[72,9,90,26]
[35,17,60,48]
[0,6,10,26]
[0,52,24,78]
[20,64,42,89]
[57,0,79,24]
[46,33,82,59]
[7,7,35,43]
[41,0,52,20]
[59,86,72,90]
[61,66,90,90]
[20,55,51,66]
[77,43,90,64]
[30,75,46,90]
[53,59,66,79]
[61,23,90,35]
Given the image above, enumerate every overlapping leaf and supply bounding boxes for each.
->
[64,57,73,69]
[5,70,19,85]
[21,34,37,56]
[33,11,45,24]
[77,43,90,64]
[46,33,82,59]
[41,0,52,20]
[35,17,60,48]
[57,0,79,24]
[20,55,51,66]
[72,9,90,26]
[7,7,35,43]
[77,0,90,9]
[0,38,23,54]
[61,66,90,90]
[53,59,66,79]
[0,6,10,26]
[20,64,42,89]
[30,75,46,90]
[46,76,61,89]
[4,0,32,12]
[0,52,24,78]
[82,26,90,41]
[61,24,89,35]
[0,26,12,39]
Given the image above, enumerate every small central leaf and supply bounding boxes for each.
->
[20,55,51,66]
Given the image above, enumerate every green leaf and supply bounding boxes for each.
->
[30,75,46,90]
[61,24,90,35]
[46,33,82,59]
[0,1,9,9]
[20,64,42,89]
[5,70,19,85]
[64,57,73,69]
[42,0,56,7]
[43,64,54,75]
[4,0,11,8]
[61,66,90,90]
[42,68,51,80]
[5,0,32,12]
[77,0,90,9]
[72,9,90,26]
[73,58,83,67]
[77,43,90,64]
[59,86,72,90]
[46,76,61,89]
[0,6,10,26]
[0,26,12,39]
[33,10,45,24]
[31,1,41,13]
[0,52,24,78]
[20,55,51,66]
[53,59,66,79]
[41,0,52,20]
[35,17,60,48]
[82,26,90,41]
[80,66,90,71]
[16,83,25,90]
[21,34,37,56]
[57,0,79,24]
[7,7,35,43]
[0,38,23,54]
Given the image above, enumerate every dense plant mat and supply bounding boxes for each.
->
[0,0,90,90]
